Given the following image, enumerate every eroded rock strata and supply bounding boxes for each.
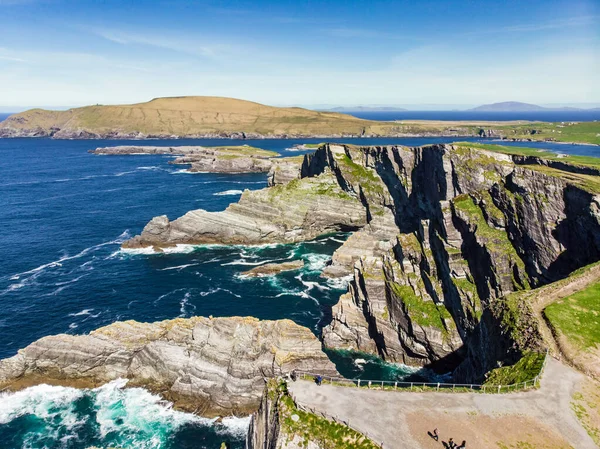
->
[0,316,338,417]
[92,145,302,175]
[124,143,600,382]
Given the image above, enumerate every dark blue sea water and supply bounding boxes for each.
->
[343,110,600,122]
[0,135,598,449]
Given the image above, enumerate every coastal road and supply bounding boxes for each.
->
[288,357,596,449]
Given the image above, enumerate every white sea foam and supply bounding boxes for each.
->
[1,231,130,296]
[326,274,353,290]
[304,253,330,272]
[68,308,94,317]
[199,287,241,298]
[294,274,331,292]
[0,383,85,425]
[162,244,199,254]
[179,292,195,317]
[216,415,252,437]
[213,189,244,196]
[221,258,278,266]
[159,263,199,271]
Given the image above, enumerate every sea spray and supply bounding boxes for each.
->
[0,380,249,449]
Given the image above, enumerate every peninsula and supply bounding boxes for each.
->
[2,96,599,144]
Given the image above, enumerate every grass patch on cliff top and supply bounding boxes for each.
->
[521,164,600,194]
[545,281,600,351]
[210,145,278,158]
[272,381,380,449]
[484,351,545,386]
[453,142,600,169]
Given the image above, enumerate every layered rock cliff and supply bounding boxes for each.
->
[314,143,600,381]
[0,316,338,417]
[121,142,600,381]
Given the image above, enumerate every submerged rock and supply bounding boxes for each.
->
[242,260,305,277]
[0,316,339,417]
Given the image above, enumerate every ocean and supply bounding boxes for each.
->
[340,110,600,122]
[0,135,598,448]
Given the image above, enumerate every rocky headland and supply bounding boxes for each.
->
[91,144,304,176]
[124,142,600,384]
[0,316,338,417]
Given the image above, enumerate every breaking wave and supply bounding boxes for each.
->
[0,380,249,448]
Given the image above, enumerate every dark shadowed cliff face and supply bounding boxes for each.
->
[308,143,600,382]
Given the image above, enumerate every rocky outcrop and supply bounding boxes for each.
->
[0,316,338,417]
[242,260,305,277]
[123,173,367,248]
[92,145,292,174]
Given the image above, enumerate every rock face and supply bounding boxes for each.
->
[123,173,367,248]
[242,260,305,277]
[312,143,600,381]
[92,145,288,174]
[0,316,339,417]
[121,142,600,382]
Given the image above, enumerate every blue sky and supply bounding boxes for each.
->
[0,0,598,109]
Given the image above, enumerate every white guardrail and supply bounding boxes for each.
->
[294,349,549,395]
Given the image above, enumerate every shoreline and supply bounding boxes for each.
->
[1,132,598,146]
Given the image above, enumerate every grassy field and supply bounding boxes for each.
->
[206,145,278,158]
[453,142,600,169]
[545,281,600,351]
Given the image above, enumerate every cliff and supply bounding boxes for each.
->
[246,380,379,449]
[124,142,600,382]
[0,316,338,417]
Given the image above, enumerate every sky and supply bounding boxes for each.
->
[0,0,598,110]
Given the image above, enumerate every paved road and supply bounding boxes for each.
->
[288,357,596,449]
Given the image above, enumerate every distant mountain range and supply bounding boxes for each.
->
[469,101,600,112]
[327,106,408,112]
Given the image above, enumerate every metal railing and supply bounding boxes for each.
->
[294,350,548,395]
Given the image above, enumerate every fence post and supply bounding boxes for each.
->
[394,382,397,390]
[368,381,371,389]
[498,385,501,394]
[410,382,413,391]
[358,379,361,388]
[437,382,440,392]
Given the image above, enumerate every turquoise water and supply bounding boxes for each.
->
[0,136,597,448]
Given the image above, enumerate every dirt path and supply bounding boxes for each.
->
[288,358,596,449]
[530,263,600,377]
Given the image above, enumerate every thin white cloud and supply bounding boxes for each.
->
[89,28,227,59]
[0,55,27,63]
[463,15,599,36]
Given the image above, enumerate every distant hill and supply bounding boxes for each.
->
[328,106,408,112]
[0,96,402,138]
[470,101,593,112]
